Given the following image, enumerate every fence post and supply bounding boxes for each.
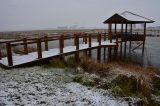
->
[37,38,42,59]
[23,38,28,54]
[6,42,13,66]
[44,36,48,51]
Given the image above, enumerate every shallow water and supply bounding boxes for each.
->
[127,37,160,68]
[28,37,160,68]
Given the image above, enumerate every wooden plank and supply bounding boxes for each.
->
[6,42,13,66]
[37,38,42,59]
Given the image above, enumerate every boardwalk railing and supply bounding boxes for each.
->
[1,32,118,67]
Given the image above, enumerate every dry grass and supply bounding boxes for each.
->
[13,46,37,55]
[106,60,158,91]
[79,55,110,73]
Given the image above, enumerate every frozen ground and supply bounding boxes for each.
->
[0,66,128,106]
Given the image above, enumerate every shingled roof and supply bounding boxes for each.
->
[104,11,154,24]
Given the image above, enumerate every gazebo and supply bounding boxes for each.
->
[103,11,154,56]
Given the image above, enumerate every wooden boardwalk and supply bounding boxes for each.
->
[0,33,119,68]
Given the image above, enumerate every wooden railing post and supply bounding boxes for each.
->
[114,33,118,59]
[104,32,106,41]
[59,35,64,54]
[89,34,91,48]
[37,38,42,59]
[82,33,85,42]
[75,34,79,61]
[88,34,92,57]
[0,48,2,60]
[85,34,87,44]
[97,33,101,61]
[23,38,28,54]
[97,33,101,45]
[75,34,79,50]
[44,36,48,51]
[6,42,13,66]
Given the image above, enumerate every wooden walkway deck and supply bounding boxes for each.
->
[0,33,119,68]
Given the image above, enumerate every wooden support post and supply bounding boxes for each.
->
[108,47,112,62]
[85,34,87,44]
[120,42,122,58]
[75,34,79,62]
[88,34,92,57]
[44,36,48,51]
[129,24,132,54]
[104,32,106,41]
[59,35,64,61]
[97,33,101,61]
[6,42,13,66]
[142,23,146,55]
[114,33,118,59]
[59,35,64,54]
[37,38,42,59]
[124,24,128,57]
[97,47,101,61]
[84,34,88,56]
[103,47,106,61]
[75,34,79,50]
[97,33,101,45]
[23,38,28,54]
[120,24,123,58]
[82,33,85,43]
[108,24,112,43]
[0,48,2,60]
[115,23,117,33]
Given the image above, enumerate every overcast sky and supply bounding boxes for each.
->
[0,0,159,31]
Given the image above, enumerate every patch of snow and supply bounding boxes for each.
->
[0,66,129,106]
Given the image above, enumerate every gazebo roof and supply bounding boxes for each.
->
[104,11,154,24]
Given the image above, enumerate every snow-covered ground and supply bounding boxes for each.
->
[0,66,128,106]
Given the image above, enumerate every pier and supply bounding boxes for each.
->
[0,11,154,68]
